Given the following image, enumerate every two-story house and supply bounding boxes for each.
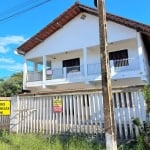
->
[12,2,150,137]
[15,3,150,93]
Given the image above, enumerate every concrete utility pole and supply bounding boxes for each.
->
[96,0,117,149]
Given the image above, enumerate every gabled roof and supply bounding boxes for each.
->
[16,2,150,55]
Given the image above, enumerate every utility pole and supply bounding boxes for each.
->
[95,0,117,149]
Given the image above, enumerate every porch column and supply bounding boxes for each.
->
[43,55,46,88]
[83,47,88,78]
[23,59,27,89]
[33,62,38,72]
[136,32,146,80]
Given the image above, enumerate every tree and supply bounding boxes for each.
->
[0,78,4,82]
[0,72,23,97]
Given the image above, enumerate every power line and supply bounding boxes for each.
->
[0,0,41,16]
[0,0,51,23]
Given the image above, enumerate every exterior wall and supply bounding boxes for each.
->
[22,12,150,90]
[24,37,149,91]
[107,21,137,42]
[25,13,137,60]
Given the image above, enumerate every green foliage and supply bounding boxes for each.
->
[0,132,105,150]
[142,85,150,115]
[0,78,4,82]
[0,72,23,97]
[133,118,141,126]
[142,86,150,102]
[118,118,150,149]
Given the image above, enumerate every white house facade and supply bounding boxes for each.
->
[16,3,150,93]
[12,3,150,138]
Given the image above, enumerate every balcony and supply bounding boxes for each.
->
[26,58,140,83]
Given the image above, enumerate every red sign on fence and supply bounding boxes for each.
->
[53,98,62,112]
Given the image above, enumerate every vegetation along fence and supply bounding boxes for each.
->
[10,88,146,140]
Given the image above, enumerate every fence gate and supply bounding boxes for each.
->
[0,97,11,131]
[10,88,146,140]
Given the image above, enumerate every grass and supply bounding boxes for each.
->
[0,131,105,150]
[1,130,148,150]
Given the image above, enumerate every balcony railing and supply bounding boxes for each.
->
[26,58,139,82]
[111,58,139,72]
[87,63,101,75]
[46,68,63,80]
[28,71,42,82]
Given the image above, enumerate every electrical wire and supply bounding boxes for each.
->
[0,0,41,16]
[0,0,51,23]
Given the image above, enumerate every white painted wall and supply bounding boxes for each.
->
[25,13,137,60]
[107,21,137,42]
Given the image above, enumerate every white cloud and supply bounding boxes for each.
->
[0,57,15,63]
[0,35,27,53]
[0,46,9,53]
[0,62,23,72]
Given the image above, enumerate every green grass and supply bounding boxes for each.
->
[0,131,105,150]
[1,130,148,150]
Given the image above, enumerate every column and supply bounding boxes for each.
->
[83,47,88,79]
[136,32,146,80]
[43,55,46,88]
[23,59,27,89]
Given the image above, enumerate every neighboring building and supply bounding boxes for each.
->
[15,3,150,93]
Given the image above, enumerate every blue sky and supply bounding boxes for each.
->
[0,0,150,79]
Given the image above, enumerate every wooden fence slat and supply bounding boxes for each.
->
[69,95,73,132]
[49,96,52,134]
[116,92,123,139]
[125,92,133,138]
[132,92,139,137]
[120,92,128,139]
[66,95,69,131]
[89,94,93,134]
[81,94,85,133]
[77,95,81,133]
[62,95,66,132]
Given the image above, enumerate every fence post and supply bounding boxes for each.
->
[9,96,18,133]
[16,95,20,134]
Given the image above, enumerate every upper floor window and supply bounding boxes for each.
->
[109,49,129,67]
[63,58,80,73]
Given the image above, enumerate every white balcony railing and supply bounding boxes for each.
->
[28,71,42,82]
[26,58,139,82]
[111,58,139,72]
[87,63,101,75]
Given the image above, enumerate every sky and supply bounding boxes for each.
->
[0,0,150,79]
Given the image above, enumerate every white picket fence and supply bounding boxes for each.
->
[10,88,146,140]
